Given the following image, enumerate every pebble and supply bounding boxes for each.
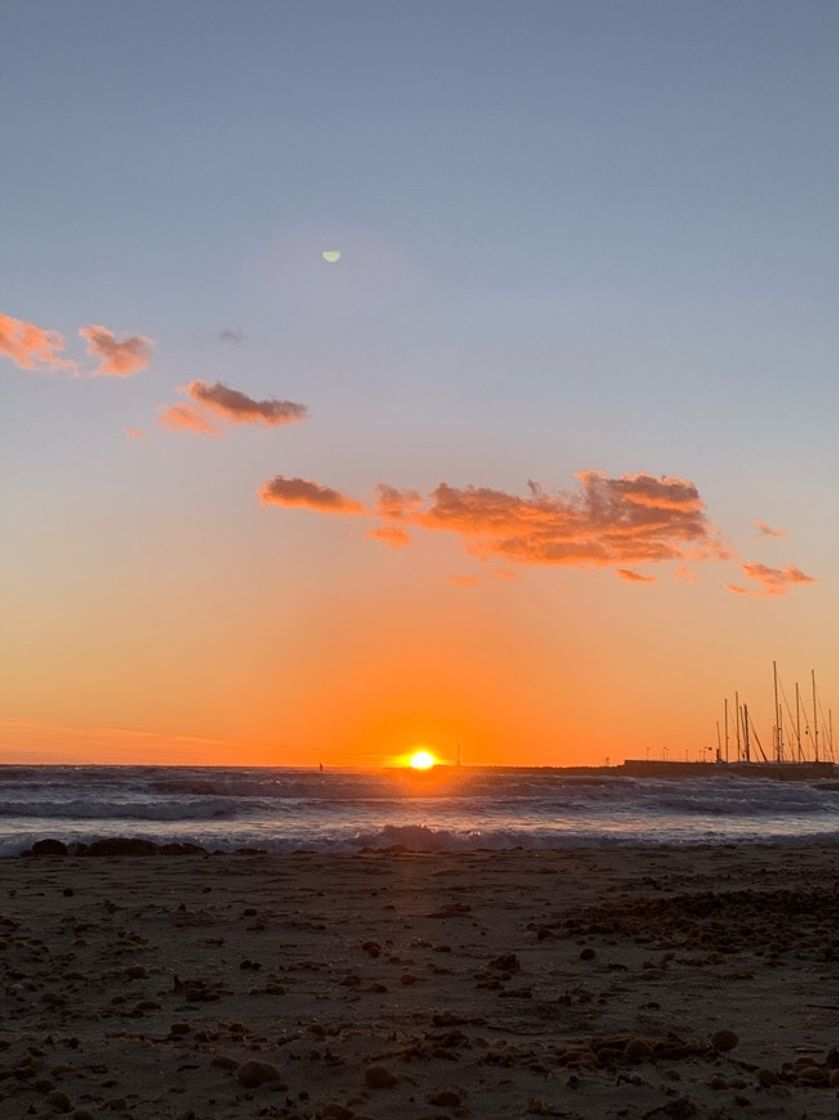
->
[236,1059,284,1088]
[364,1065,398,1089]
[46,1090,72,1113]
[711,1029,739,1052]
[428,1088,462,1106]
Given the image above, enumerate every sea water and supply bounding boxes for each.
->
[2,765,839,855]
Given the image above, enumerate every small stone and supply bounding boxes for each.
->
[489,953,520,972]
[318,1106,355,1120]
[170,1023,191,1036]
[236,1060,283,1088]
[210,1054,239,1070]
[757,1068,778,1087]
[62,888,75,897]
[364,1065,398,1089]
[624,1038,654,1063]
[428,1088,462,1107]
[711,1030,739,1052]
[72,1111,94,1120]
[46,1091,72,1114]
[580,947,596,961]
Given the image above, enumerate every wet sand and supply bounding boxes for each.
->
[3,842,839,1119]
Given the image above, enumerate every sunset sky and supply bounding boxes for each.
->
[2,1,837,767]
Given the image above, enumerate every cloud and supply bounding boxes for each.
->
[123,426,145,440]
[157,403,217,435]
[185,380,307,427]
[754,519,785,538]
[726,562,815,598]
[364,524,411,549]
[0,311,77,374]
[79,324,152,376]
[618,569,656,584]
[372,470,727,569]
[259,475,363,514]
[674,566,698,583]
[451,575,479,586]
[219,327,245,343]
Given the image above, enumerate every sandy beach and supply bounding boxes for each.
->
[3,842,839,1119]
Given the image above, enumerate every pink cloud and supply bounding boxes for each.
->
[79,324,152,377]
[617,569,657,584]
[259,475,363,515]
[754,519,785,538]
[123,426,145,440]
[451,575,480,586]
[185,380,307,426]
[364,525,411,549]
[726,562,815,598]
[0,312,77,374]
[157,403,217,435]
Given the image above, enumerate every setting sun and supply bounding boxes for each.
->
[408,749,437,770]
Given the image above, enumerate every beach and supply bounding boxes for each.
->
[4,842,839,1119]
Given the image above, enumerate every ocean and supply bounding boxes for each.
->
[3,765,839,856]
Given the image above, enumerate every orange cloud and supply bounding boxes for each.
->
[618,569,656,584]
[0,311,77,374]
[123,426,145,440]
[373,470,727,569]
[754,519,785,538]
[259,475,363,514]
[674,566,698,583]
[451,575,480,586]
[79,324,152,376]
[726,562,815,598]
[364,524,411,548]
[157,403,217,435]
[185,380,307,426]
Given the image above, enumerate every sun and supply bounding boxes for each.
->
[408,749,437,771]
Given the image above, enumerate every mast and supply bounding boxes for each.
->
[795,682,802,761]
[773,661,782,763]
[716,721,722,763]
[735,691,741,762]
[812,670,820,763]
[742,703,751,763]
[724,698,729,763]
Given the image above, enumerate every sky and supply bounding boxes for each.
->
[2,0,838,767]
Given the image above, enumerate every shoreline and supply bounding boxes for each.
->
[5,844,839,1117]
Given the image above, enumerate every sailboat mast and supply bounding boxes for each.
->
[795,682,802,761]
[735,690,741,762]
[812,670,820,763]
[724,698,729,763]
[773,661,781,763]
[743,703,751,763]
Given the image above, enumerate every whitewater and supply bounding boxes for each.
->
[4,765,839,856]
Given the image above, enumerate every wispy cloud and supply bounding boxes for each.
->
[79,324,152,376]
[754,519,785,538]
[186,380,307,426]
[0,311,77,374]
[451,575,480,586]
[363,524,411,548]
[157,403,217,435]
[259,475,364,514]
[618,568,656,584]
[726,562,815,598]
[123,426,145,440]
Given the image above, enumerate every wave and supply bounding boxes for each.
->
[0,799,237,821]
